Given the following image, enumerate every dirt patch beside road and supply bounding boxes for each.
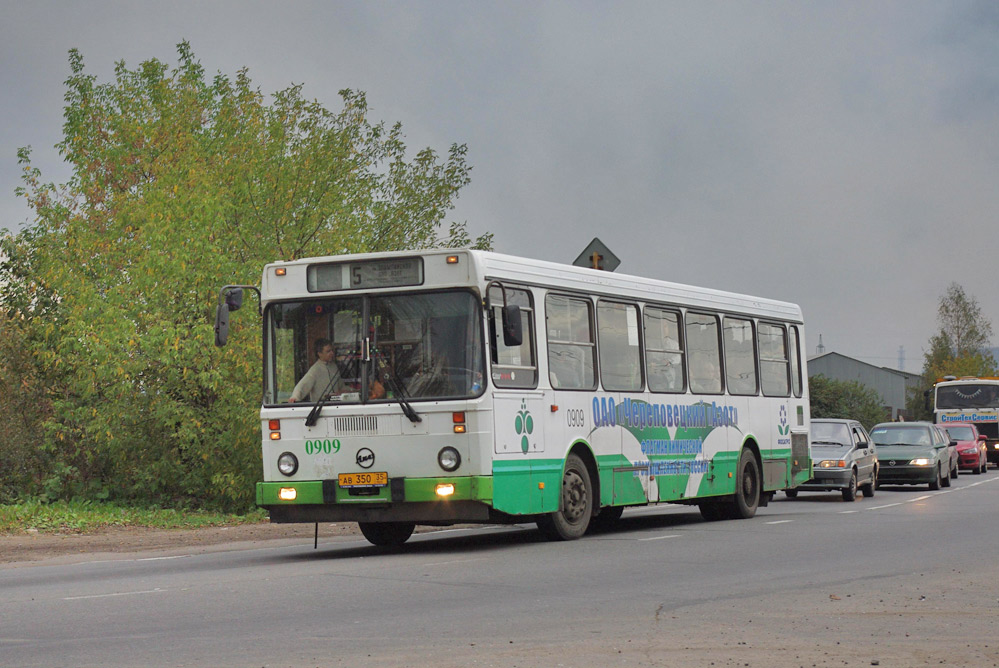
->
[0,521,364,565]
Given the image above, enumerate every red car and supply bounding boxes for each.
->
[944,422,989,474]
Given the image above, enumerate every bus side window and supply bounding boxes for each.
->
[788,325,802,398]
[488,286,538,388]
[644,307,685,393]
[685,312,722,394]
[723,316,758,396]
[597,300,642,392]
[546,294,596,390]
[759,322,790,397]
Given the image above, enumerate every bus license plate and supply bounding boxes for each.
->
[338,472,388,488]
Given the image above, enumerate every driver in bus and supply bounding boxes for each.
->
[288,338,345,402]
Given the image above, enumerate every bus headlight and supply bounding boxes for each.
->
[277,452,299,476]
[438,447,461,472]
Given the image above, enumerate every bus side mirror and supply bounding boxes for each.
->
[215,288,244,347]
[213,285,260,348]
[214,302,230,347]
[502,305,523,347]
[225,287,244,312]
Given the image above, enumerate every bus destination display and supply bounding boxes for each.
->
[308,258,423,292]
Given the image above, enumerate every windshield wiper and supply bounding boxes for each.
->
[811,440,845,446]
[304,368,344,428]
[375,359,421,424]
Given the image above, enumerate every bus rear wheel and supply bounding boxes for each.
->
[358,521,415,547]
[537,454,593,540]
[729,449,760,519]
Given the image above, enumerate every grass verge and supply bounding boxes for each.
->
[0,500,267,534]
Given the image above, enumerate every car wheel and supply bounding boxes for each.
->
[860,470,876,498]
[929,465,942,490]
[950,461,959,479]
[842,471,858,502]
[941,465,952,487]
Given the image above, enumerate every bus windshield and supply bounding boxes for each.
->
[265,290,484,405]
[936,384,999,410]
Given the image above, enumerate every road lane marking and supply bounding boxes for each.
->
[638,534,680,541]
[423,557,490,567]
[136,555,188,562]
[867,502,902,510]
[64,588,166,601]
[839,510,860,514]
[766,520,793,525]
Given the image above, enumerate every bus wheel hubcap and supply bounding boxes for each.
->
[563,471,586,522]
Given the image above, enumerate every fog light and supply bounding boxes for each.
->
[438,446,461,472]
[279,487,297,501]
[436,483,455,497]
[277,452,299,476]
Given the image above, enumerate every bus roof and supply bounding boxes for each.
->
[262,248,804,322]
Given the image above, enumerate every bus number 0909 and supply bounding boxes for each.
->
[305,439,341,455]
[566,409,586,428]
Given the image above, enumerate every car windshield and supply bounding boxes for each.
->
[264,290,484,405]
[945,426,975,441]
[810,422,850,446]
[871,426,931,446]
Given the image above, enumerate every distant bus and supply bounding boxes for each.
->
[216,249,811,546]
[930,376,999,465]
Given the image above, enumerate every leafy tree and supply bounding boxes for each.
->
[0,43,490,510]
[809,374,888,430]
[908,283,998,420]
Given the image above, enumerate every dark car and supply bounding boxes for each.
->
[871,422,957,490]
[944,422,989,474]
[788,418,878,501]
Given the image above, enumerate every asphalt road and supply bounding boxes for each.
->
[4,473,999,668]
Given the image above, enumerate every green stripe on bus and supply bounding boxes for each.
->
[492,458,562,514]
[256,477,493,506]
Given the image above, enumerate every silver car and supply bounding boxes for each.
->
[787,418,878,501]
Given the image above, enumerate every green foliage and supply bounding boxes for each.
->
[809,374,888,430]
[0,42,488,511]
[0,499,266,534]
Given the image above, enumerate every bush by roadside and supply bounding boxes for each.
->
[0,499,267,535]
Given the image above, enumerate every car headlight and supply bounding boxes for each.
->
[438,446,461,472]
[909,458,931,466]
[277,452,299,476]
[817,460,846,468]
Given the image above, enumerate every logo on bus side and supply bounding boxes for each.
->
[777,405,791,447]
[515,400,534,453]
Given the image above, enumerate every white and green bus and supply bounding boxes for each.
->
[216,249,811,546]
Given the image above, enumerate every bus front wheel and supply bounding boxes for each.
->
[537,454,593,540]
[358,521,415,547]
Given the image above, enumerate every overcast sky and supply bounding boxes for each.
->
[3,1,998,373]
